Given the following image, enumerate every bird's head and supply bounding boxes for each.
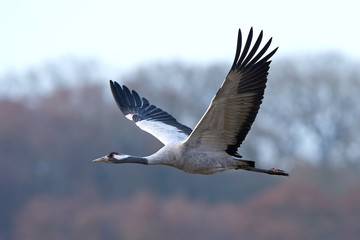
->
[92,152,129,164]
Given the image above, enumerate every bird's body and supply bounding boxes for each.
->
[146,141,248,174]
[93,28,289,176]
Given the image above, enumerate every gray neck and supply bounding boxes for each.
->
[113,156,148,165]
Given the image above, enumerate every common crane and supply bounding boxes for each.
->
[93,28,288,176]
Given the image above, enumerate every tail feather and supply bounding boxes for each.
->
[238,159,255,167]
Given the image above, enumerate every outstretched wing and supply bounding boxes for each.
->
[110,80,192,145]
[186,28,278,157]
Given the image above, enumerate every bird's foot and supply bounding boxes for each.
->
[269,168,289,176]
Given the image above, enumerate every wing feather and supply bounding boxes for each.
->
[110,81,192,145]
[186,28,278,157]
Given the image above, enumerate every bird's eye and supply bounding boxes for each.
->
[108,152,119,157]
[108,152,118,157]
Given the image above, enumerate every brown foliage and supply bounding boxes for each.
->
[2,56,360,239]
[14,179,360,240]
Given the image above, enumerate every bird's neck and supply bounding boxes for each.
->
[113,156,148,165]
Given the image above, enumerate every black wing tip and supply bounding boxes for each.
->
[268,46,279,58]
[109,80,126,90]
[122,84,130,91]
[231,28,278,71]
[110,81,136,102]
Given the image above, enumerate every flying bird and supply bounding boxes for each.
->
[93,28,288,176]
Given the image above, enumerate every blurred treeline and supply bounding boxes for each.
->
[1,54,360,239]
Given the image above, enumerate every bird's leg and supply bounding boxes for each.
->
[238,166,289,176]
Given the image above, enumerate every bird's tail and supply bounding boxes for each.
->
[232,157,255,168]
[238,159,255,167]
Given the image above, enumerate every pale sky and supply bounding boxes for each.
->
[1,0,359,76]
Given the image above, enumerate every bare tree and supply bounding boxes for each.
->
[254,53,360,168]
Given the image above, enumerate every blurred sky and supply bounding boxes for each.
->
[1,0,359,76]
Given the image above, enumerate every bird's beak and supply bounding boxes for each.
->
[92,156,108,163]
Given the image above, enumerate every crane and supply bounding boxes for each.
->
[93,28,288,176]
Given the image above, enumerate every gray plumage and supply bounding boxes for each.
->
[93,28,288,176]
